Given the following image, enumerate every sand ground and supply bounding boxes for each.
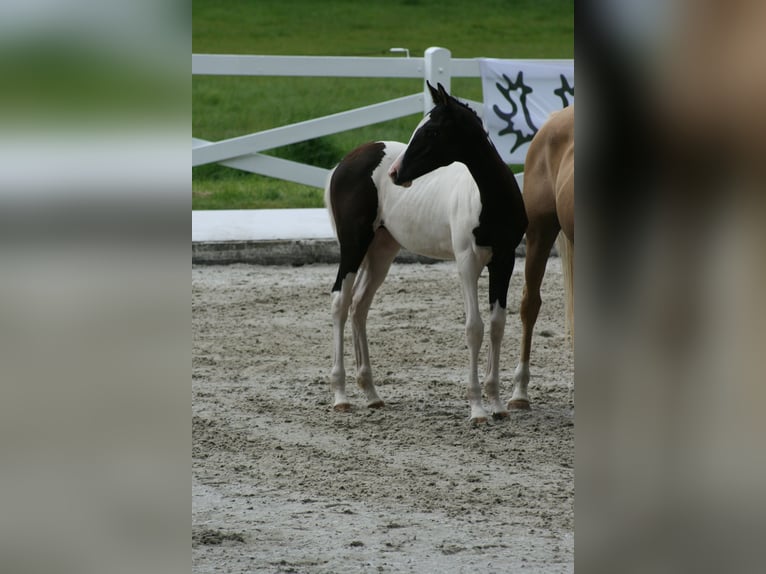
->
[193,258,573,572]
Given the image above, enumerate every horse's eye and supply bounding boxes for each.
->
[428,129,439,138]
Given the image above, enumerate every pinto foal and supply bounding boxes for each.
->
[326,83,527,423]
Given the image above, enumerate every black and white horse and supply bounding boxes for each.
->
[325,82,527,423]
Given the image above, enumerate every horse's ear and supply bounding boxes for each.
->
[427,81,442,106]
[436,83,457,109]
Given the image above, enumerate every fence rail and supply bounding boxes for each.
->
[192,47,571,188]
[192,54,427,78]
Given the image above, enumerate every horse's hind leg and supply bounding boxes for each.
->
[330,231,375,412]
[330,269,356,411]
[508,222,559,410]
[350,227,400,408]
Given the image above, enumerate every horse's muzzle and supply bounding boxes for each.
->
[388,165,412,188]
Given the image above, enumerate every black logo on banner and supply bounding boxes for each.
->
[492,71,538,153]
[492,70,575,155]
[553,74,575,107]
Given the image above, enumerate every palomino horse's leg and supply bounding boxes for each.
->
[508,223,559,410]
[350,228,400,409]
[456,253,489,423]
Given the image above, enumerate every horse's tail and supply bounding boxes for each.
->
[556,232,574,347]
[324,166,339,238]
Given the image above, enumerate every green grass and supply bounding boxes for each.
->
[192,0,573,209]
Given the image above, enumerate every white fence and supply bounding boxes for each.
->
[192,47,570,188]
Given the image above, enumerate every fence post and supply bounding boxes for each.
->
[423,47,451,114]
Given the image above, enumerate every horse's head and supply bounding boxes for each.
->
[389,82,483,187]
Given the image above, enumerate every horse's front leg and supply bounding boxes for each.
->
[485,261,514,419]
[458,256,489,423]
[484,301,509,419]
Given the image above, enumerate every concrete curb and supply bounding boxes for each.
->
[193,239,341,266]
[192,238,537,266]
[192,239,446,266]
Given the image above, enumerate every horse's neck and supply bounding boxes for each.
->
[461,139,521,207]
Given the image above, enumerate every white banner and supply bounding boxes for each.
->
[480,59,574,164]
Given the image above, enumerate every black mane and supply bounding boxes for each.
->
[431,94,494,148]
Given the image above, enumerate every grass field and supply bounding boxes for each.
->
[192,0,574,209]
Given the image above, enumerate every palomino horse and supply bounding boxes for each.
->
[507,105,574,410]
[326,82,527,423]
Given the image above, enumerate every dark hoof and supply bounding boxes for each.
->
[507,399,531,411]
[492,411,510,420]
[333,403,352,413]
[470,417,488,426]
[367,400,385,409]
